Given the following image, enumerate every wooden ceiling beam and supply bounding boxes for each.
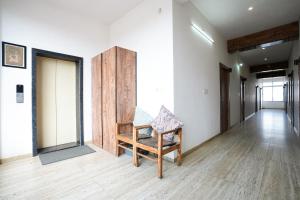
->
[250,61,288,73]
[256,70,286,79]
[227,21,299,53]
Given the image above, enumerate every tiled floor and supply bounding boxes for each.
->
[1,109,300,200]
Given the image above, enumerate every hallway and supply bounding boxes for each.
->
[1,109,300,200]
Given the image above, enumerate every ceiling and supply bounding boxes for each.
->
[191,0,300,39]
[44,0,144,24]
[239,41,294,66]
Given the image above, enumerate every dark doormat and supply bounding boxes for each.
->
[39,145,95,165]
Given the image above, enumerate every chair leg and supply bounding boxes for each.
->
[177,147,182,166]
[157,134,163,178]
[116,141,120,157]
[133,146,139,167]
[177,128,183,166]
[157,154,163,178]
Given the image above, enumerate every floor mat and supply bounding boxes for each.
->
[39,145,95,165]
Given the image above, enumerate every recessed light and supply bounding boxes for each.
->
[239,63,244,67]
[248,6,254,11]
[264,58,268,61]
[262,47,266,50]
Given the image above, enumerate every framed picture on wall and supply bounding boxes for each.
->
[2,42,27,69]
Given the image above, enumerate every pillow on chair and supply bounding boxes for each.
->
[151,106,184,142]
[133,107,153,136]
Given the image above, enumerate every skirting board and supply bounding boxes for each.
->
[286,115,298,137]
[294,126,299,136]
[0,154,32,164]
[180,121,241,161]
[245,112,255,121]
[287,114,291,122]
[181,132,222,159]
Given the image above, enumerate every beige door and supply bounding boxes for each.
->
[37,57,57,149]
[36,56,77,149]
[56,59,77,145]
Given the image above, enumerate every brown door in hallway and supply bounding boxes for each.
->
[288,72,294,127]
[219,63,232,133]
[299,62,300,128]
[255,86,261,112]
[283,84,287,113]
[240,77,246,122]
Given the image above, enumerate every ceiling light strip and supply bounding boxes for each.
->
[191,23,215,44]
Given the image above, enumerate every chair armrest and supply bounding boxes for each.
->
[134,124,152,130]
[159,127,182,136]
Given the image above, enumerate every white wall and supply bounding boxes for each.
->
[0,0,109,159]
[262,102,284,109]
[173,2,248,152]
[109,0,174,116]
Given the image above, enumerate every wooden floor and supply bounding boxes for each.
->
[1,109,300,200]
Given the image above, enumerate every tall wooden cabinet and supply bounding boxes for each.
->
[92,46,137,155]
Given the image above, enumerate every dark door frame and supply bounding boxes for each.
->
[219,63,232,133]
[240,76,247,122]
[283,84,287,113]
[32,48,84,156]
[259,87,262,110]
[255,86,259,112]
[288,71,294,127]
[255,86,262,112]
[298,60,300,132]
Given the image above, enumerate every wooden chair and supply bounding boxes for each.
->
[115,123,151,166]
[134,125,182,178]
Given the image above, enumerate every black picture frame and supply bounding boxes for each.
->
[2,41,27,69]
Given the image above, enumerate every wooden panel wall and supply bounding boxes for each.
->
[92,55,102,147]
[116,47,136,123]
[102,47,117,154]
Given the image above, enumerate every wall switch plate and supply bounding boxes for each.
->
[203,89,208,95]
[16,85,24,103]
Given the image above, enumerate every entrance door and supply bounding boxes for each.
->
[291,72,295,127]
[284,84,287,113]
[255,86,259,112]
[240,77,246,122]
[219,63,232,133]
[36,56,77,151]
[255,86,262,112]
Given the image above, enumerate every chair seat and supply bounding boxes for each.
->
[138,137,176,148]
[119,131,152,140]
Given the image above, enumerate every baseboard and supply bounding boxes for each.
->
[0,153,32,164]
[294,126,299,136]
[180,120,243,159]
[182,132,222,159]
[287,115,291,122]
[163,155,176,163]
[245,112,255,121]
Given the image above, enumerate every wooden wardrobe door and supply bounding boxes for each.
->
[92,55,103,147]
[102,47,117,154]
[36,57,57,149]
[116,47,136,123]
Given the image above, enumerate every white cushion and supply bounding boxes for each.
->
[151,106,184,141]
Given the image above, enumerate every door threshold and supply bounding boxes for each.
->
[38,142,79,154]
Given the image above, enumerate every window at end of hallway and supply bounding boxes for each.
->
[262,81,284,102]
